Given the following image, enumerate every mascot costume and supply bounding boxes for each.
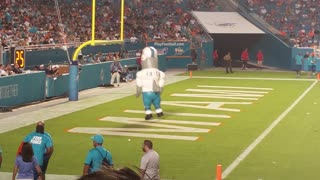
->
[136,46,165,120]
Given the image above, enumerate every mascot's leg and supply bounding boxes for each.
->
[153,92,163,117]
[142,92,153,120]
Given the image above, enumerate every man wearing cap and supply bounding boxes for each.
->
[83,134,113,175]
[22,121,53,180]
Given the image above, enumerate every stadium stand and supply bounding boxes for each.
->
[239,0,320,47]
[0,0,218,48]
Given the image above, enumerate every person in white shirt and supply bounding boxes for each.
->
[0,64,8,76]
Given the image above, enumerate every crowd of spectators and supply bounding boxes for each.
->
[0,63,23,76]
[0,0,219,48]
[241,0,320,47]
[0,62,63,78]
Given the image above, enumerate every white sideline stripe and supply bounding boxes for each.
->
[171,93,258,100]
[124,110,231,118]
[222,80,318,179]
[187,89,270,94]
[197,85,274,90]
[192,76,315,81]
[101,116,221,126]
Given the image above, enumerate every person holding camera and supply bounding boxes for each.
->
[110,59,123,87]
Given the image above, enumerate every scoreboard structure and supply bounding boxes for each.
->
[11,47,26,69]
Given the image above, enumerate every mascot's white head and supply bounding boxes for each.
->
[141,46,158,69]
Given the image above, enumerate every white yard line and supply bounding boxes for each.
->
[190,76,315,81]
[171,93,259,100]
[222,80,318,179]
[189,88,270,94]
[197,85,274,90]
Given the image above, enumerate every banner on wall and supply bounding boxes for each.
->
[147,41,191,57]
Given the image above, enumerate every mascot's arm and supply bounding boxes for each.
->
[158,71,165,93]
[136,71,142,97]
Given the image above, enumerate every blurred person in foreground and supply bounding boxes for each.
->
[78,166,140,180]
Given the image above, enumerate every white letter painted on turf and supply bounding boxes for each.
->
[68,116,221,141]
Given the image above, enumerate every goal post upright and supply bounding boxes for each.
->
[69,0,125,101]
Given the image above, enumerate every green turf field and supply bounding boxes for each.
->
[1,70,319,180]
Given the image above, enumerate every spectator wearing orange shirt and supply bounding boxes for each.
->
[256,50,264,70]
[241,48,249,70]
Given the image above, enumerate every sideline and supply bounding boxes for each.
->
[0,172,78,180]
[184,76,316,81]
[222,80,318,179]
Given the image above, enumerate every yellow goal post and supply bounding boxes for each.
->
[72,0,125,61]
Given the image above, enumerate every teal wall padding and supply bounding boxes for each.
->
[250,34,292,69]
[46,75,69,97]
[0,72,46,106]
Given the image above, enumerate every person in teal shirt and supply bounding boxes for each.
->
[308,53,316,77]
[23,121,53,180]
[83,134,113,175]
[295,53,303,77]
